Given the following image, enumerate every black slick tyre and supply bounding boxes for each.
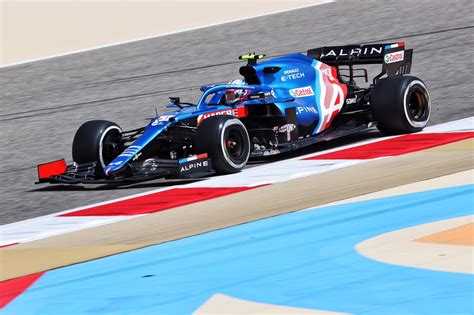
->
[195,115,250,174]
[371,76,431,135]
[72,120,123,177]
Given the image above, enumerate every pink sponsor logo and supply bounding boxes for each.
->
[289,86,315,98]
[384,51,404,64]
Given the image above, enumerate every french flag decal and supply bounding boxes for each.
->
[385,42,405,50]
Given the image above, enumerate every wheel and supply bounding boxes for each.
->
[371,75,431,135]
[195,115,250,174]
[72,120,123,177]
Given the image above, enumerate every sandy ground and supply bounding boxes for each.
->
[357,215,473,274]
[353,168,473,274]
[194,294,348,315]
[0,0,327,65]
[416,222,473,246]
[315,169,474,208]
[0,139,471,281]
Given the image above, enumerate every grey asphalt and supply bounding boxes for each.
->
[0,0,473,224]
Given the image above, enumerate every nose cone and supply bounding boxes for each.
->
[103,159,126,176]
[104,165,112,176]
[103,163,117,176]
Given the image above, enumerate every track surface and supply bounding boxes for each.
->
[2,135,472,280]
[3,185,473,314]
[1,0,473,224]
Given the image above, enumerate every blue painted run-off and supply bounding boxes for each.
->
[3,185,473,315]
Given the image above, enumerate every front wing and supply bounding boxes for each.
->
[36,155,214,185]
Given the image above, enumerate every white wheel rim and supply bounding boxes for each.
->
[99,126,122,169]
[403,80,431,128]
[220,119,250,169]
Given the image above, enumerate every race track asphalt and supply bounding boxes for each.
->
[0,0,473,224]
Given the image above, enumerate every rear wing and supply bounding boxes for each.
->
[307,42,412,83]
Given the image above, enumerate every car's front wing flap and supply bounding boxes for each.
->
[37,155,214,185]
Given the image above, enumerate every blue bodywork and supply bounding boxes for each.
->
[104,53,347,175]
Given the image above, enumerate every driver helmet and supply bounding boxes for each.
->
[224,79,248,105]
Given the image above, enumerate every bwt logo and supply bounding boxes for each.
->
[384,51,404,64]
[289,86,315,98]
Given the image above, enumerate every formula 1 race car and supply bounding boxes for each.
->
[37,42,431,184]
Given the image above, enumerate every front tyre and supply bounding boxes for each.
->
[195,115,250,174]
[371,76,431,135]
[72,120,123,177]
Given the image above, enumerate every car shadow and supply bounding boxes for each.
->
[248,129,382,165]
[31,130,383,192]
[29,178,204,192]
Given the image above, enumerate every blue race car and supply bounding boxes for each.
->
[37,42,431,184]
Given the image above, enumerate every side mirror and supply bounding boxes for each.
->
[169,97,180,105]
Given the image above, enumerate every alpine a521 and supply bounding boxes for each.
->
[37,42,431,184]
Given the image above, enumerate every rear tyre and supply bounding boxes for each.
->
[371,75,430,135]
[72,120,123,177]
[195,115,250,174]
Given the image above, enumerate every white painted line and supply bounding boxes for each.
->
[424,117,473,132]
[0,216,144,246]
[0,0,334,68]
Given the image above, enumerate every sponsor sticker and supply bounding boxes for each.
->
[132,152,142,161]
[296,106,318,114]
[281,72,305,82]
[264,90,276,98]
[283,68,299,75]
[179,160,210,173]
[384,51,404,64]
[118,145,141,158]
[197,107,247,125]
[273,124,297,133]
[178,154,212,177]
[322,46,383,58]
[281,68,305,81]
[151,115,174,126]
[346,97,357,104]
[289,86,315,98]
[158,115,175,122]
[108,161,123,166]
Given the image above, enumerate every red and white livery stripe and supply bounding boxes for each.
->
[314,61,347,133]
